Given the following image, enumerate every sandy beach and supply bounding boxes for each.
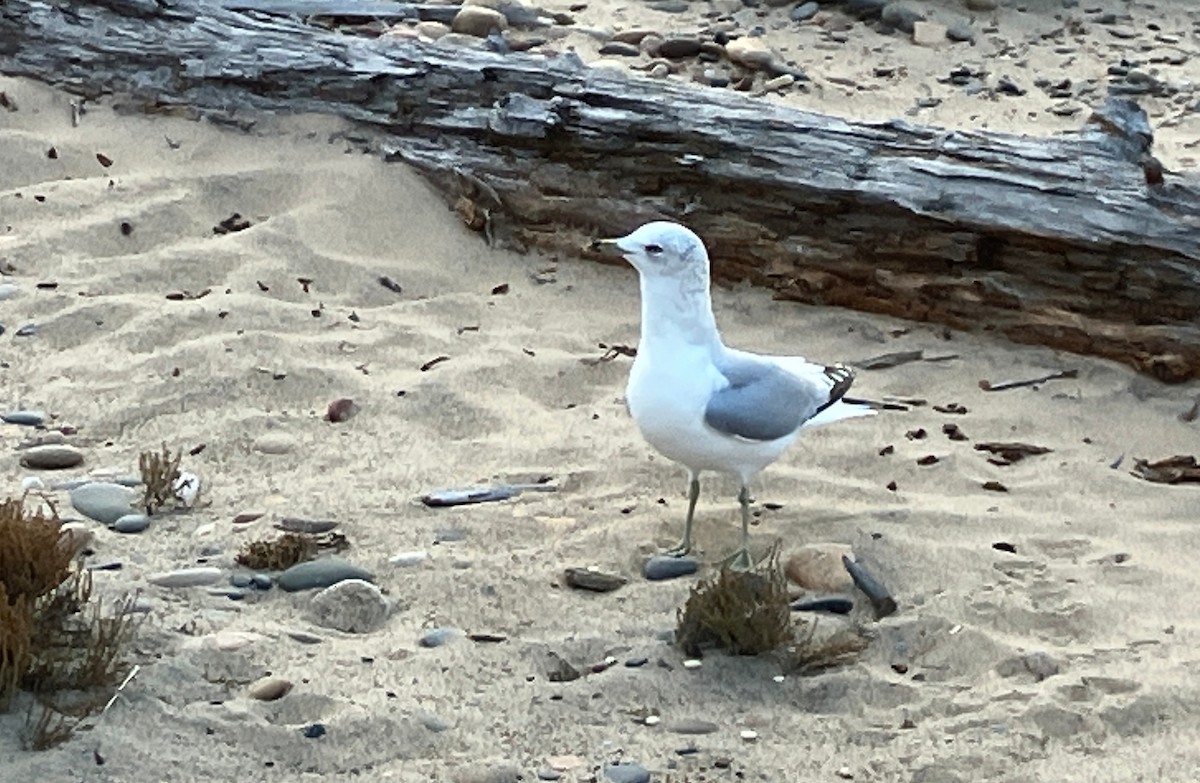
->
[2,2,1200,779]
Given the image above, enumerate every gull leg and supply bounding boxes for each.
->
[723,485,755,571]
[662,472,700,558]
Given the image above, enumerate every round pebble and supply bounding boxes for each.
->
[682,659,702,669]
[230,573,254,588]
[740,729,759,742]
[389,550,429,567]
[643,555,698,581]
[419,627,465,648]
[20,444,84,470]
[248,676,293,701]
[112,513,151,534]
[604,762,651,783]
[250,573,273,590]
[3,409,47,426]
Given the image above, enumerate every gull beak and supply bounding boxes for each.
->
[589,236,630,260]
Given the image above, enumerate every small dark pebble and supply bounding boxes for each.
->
[982,480,1008,492]
[378,275,403,294]
[250,573,273,590]
[624,657,649,668]
[643,556,699,581]
[842,555,898,618]
[993,541,1017,553]
[15,323,39,337]
[599,41,641,56]
[120,221,134,236]
[916,455,940,466]
[790,596,855,614]
[2,410,46,426]
[86,560,123,572]
[275,517,338,534]
[564,567,627,592]
[302,723,326,739]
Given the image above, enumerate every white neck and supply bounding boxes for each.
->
[637,271,720,352]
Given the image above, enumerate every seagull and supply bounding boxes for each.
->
[595,221,874,570]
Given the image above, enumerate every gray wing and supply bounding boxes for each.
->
[704,353,855,442]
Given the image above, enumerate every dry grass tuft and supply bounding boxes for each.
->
[138,444,182,515]
[675,545,793,657]
[235,532,319,570]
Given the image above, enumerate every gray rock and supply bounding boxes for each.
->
[112,513,151,534]
[417,711,452,732]
[643,555,699,580]
[604,762,651,783]
[389,549,429,567]
[230,573,254,588]
[452,6,508,37]
[69,481,139,524]
[3,409,46,426]
[656,36,702,59]
[250,573,274,590]
[881,2,924,33]
[790,1,819,21]
[965,0,998,9]
[419,627,465,648]
[19,444,84,470]
[309,579,389,633]
[147,566,223,588]
[455,764,522,783]
[277,557,373,592]
[599,41,641,56]
[845,0,887,18]
[0,284,21,301]
[947,21,975,42]
[666,718,719,734]
[537,771,562,781]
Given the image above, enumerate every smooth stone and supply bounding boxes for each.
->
[210,588,246,600]
[881,2,925,33]
[604,762,651,783]
[21,476,45,491]
[791,596,855,614]
[724,36,775,70]
[666,718,719,735]
[790,1,819,21]
[452,6,507,37]
[656,36,702,59]
[455,764,522,783]
[912,20,947,45]
[845,0,887,17]
[3,409,46,426]
[286,629,324,644]
[537,771,562,781]
[230,573,254,588]
[309,579,389,633]
[69,482,138,524]
[248,676,293,701]
[276,557,373,592]
[965,0,998,9]
[389,549,429,567]
[624,657,649,668]
[112,513,151,534]
[252,433,295,455]
[19,444,84,470]
[302,723,326,739]
[419,627,465,648]
[416,20,451,39]
[643,555,699,580]
[599,41,641,56]
[417,711,452,732]
[947,21,975,42]
[250,573,274,590]
[784,543,854,592]
[563,567,627,592]
[0,284,21,300]
[147,566,223,588]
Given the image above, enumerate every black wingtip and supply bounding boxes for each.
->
[816,363,856,413]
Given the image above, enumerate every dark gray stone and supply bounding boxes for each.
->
[881,2,924,33]
[2,409,46,426]
[419,627,464,648]
[599,41,641,56]
[605,762,651,783]
[277,557,373,592]
[790,1,819,22]
[112,513,151,534]
[19,444,84,470]
[643,555,699,581]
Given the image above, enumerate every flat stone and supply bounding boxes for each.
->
[604,762,651,783]
[784,543,854,592]
[965,0,998,9]
[250,573,273,590]
[147,566,223,588]
[0,284,21,301]
[912,20,947,46]
[3,409,46,426]
[277,557,373,592]
[564,567,627,592]
[389,549,429,567]
[309,579,389,633]
[599,41,641,56]
[724,36,775,70]
[791,1,819,22]
[455,764,523,783]
[252,433,295,455]
[643,555,699,581]
[20,444,84,470]
[112,513,151,534]
[419,627,465,648]
[656,36,703,59]
[248,676,293,701]
[452,6,507,37]
[69,482,139,524]
[947,21,975,42]
[416,20,451,39]
[666,718,719,734]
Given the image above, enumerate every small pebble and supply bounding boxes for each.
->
[666,719,718,735]
[604,762,651,783]
[21,476,45,492]
[564,567,627,592]
[790,1,819,22]
[389,550,429,567]
[740,729,759,742]
[682,659,702,669]
[302,723,326,739]
[248,676,293,701]
[112,513,151,534]
[230,573,253,588]
[643,715,661,726]
[286,629,324,644]
[147,566,223,588]
[419,627,465,648]
[643,556,698,580]
[452,5,507,37]
[250,573,273,590]
[624,657,649,668]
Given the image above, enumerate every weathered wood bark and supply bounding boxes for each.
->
[3,0,1199,381]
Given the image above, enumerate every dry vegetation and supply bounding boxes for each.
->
[0,496,140,749]
[138,444,182,515]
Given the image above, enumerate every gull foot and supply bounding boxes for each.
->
[722,547,756,572]
[660,541,692,558]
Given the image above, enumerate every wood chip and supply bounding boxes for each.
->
[979,369,1078,391]
[974,442,1052,465]
[1131,455,1200,484]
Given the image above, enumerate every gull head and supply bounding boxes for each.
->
[597,221,709,279]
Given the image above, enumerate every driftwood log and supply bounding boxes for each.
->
[2,0,1198,381]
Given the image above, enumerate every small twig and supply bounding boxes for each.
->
[979,369,1078,391]
[100,664,140,715]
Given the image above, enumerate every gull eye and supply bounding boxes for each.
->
[644,244,663,255]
